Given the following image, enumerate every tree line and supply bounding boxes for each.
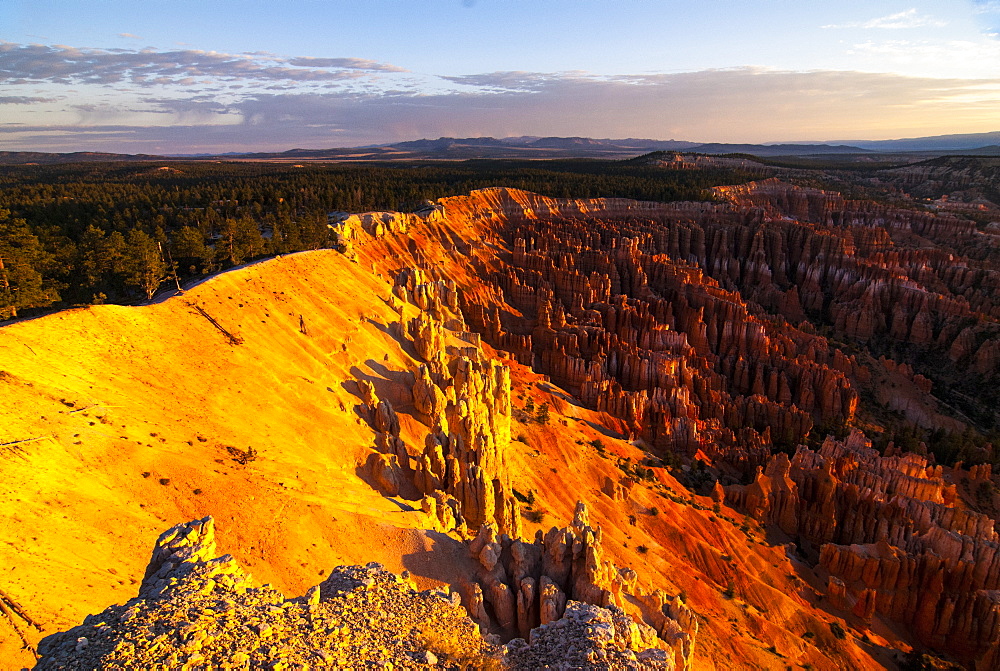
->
[0,159,758,319]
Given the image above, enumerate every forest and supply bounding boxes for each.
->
[0,159,760,319]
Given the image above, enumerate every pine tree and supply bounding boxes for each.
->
[217,216,266,267]
[170,226,215,275]
[0,209,58,319]
[120,229,167,300]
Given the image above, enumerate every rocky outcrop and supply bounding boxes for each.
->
[505,601,672,670]
[37,517,493,669]
[37,518,680,670]
[353,270,523,538]
[407,314,520,536]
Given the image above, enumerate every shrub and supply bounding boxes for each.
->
[900,651,964,670]
[536,403,550,425]
[525,510,546,524]
[829,621,846,640]
[226,445,258,464]
[637,545,649,554]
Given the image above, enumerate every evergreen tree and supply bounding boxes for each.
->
[170,226,215,275]
[0,209,58,319]
[75,225,125,300]
[217,216,266,267]
[120,229,167,300]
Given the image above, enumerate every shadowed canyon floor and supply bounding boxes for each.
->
[3,185,1000,669]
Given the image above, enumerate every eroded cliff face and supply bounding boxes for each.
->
[380,186,867,478]
[342,185,1000,667]
[728,431,1000,668]
[712,180,1000,376]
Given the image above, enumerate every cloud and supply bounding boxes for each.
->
[824,9,947,29]
[848,37,1000,67]
[118,33,142,40]
[0,43,406,87]
[442,71,569,92]
[0,95,58,104]
[2,67,998,153]
[287,57,406,72]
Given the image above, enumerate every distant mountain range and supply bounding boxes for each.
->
[835,130,1000,153]
[2,132,999,164]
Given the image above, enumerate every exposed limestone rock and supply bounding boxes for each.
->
[38,518,495,670]
[505,601,671,670]
[388,291,520,537]
[539,575,567,625]
[412,364,447,417]
[373,399,401,436]
[357,378,379,410]
[39,518,676,670]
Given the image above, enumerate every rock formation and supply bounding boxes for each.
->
[728,432,1000,667]
[463,502,695,669]
[36,517,674,670]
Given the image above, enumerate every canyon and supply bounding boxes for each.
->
[3,174,1000,669]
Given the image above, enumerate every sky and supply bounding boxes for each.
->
[1,0,999,153]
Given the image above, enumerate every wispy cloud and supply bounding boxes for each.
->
[118,33,141,40]
[973,0,1000,14]
[0,43,406,88]
[0,95,59,104]
[848,37,1000,67]
[824,9,947,29]
[287,57,406,72]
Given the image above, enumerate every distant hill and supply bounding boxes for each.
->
[2,131,999,163]
[839,131,1000,153]
[683,143,869,156]
[0,151,162,165]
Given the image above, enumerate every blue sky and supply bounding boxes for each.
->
[2,0,999,152]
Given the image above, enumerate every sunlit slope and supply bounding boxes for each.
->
[0,250,478,667]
